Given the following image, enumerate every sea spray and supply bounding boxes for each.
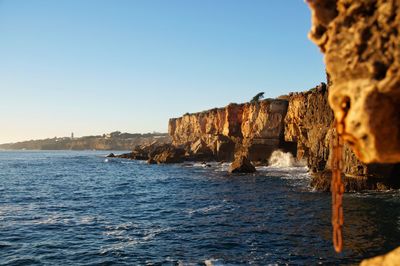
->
[268,150,300,167]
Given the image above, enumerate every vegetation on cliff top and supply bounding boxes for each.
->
[250,92,265,103]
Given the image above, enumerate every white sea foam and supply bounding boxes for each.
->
[79,216,96,224]
[32,214,99,226]
[99,238,140,254]
[214,162,231,172]
[187,204,224,216]
[268,150,302,168]
[204,259,226,266]
[101,223,172,254]
[142,227,171,241]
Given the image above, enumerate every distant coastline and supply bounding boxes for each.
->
[0,131,170,151]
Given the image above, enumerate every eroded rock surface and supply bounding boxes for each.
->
[169,99,290,163]
[229,155,256,173]
[113,85,398,190]
[307,0,400,163]
[284,84,400,191]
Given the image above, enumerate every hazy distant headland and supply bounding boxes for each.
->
[0,131,171,151]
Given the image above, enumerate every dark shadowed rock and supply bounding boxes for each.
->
[130,146,150,160]
[147,158,157,164]
[106,153,115,158]
[149,144,186,164]
[229,156,256,173]
[188,139,215,161]
[116,152,134,159]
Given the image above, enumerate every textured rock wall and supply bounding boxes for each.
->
[168,99,289,162]
[307,0,400,163]
[284,84,400,191]
[284,85,334,170]
[167,83,399,190]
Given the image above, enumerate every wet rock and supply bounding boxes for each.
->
[130,146,150,160]
[116,152,134,159]
[310,170,400,192]
[106,153,115,158]
[147,158,157,164]
[229,156,256,173]
[149,144,186,164]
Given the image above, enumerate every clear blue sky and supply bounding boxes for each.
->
[0,0,325,143]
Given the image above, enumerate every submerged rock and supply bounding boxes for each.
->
[229,156,256,174]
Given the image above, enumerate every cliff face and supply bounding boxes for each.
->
[168,99,290,162]
[284,85,333,171]
[284,85,400,191]
[167,83,399,191]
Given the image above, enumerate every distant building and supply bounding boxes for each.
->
[71,132,74,139]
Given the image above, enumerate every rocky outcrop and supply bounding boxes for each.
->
[229,156,256,173]
[116,143,185,164]
[307,0,400,164]
[107,85,398,190]
[164,82,399,190]
[284,83,400,191]
[150,145,185,164]
[168,99,290,163]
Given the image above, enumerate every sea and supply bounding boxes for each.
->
[0,150,399,265]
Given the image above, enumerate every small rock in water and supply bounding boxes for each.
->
[147,158,157,164]
[229,156,256,173]
[106,153,115,158]
[201,162,212,168]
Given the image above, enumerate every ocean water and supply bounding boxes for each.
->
[0,151,399,265]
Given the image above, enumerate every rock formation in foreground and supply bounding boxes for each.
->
[306,1,400,262]
[307,0,400,164]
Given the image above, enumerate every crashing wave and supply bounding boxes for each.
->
[268,150,304,168]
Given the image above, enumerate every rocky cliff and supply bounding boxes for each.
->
[284,84,400,191]
[168,99,291,163]
[166,83,399,191]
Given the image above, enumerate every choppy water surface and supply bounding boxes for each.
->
[0,151,399,265]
